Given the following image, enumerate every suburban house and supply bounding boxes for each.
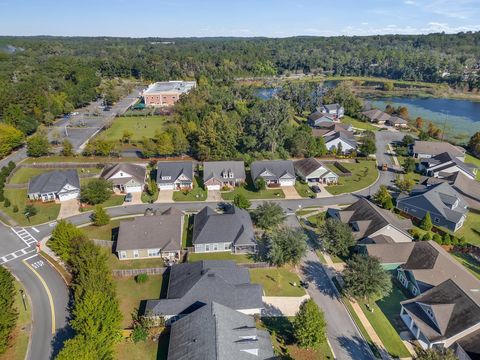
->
[397,182,468,232]
[328,198,413,244]
[142,81,196,107]
[386,116,408,128]
[308,112,337,127]
[203,161,246,190]
[167,302,274,360]
[116,207,183,261]
[409,140,466,160]
[143,261,263,323]
[100,163,147,193]
[192,206,256,254]
[323,131,357,154]
[453,329,480,360]
[311,123,354,138]
[320,103,345,119]
[419,173,480,210]
[28,169,80,202]
[294,158,339,184]
[418,152,477,180]
[250,160,296,187]
[361,109,391,124]
[157,161,194,190]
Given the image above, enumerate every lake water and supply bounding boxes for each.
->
[371,97,480,141]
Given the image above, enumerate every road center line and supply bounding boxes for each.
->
[22,259,56,334]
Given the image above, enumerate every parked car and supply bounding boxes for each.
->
[124,193,133,202]
[382,163,388,171]
[300,280,309,289]
[311,185,321,193]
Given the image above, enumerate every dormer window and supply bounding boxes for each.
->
[424,307,435,321]
[161,176,171,180]
[222,171,228,179]
[229,171,234,179]
[350,222,359,232]
[452,200,458,209]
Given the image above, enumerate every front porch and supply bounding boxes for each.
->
[400,307,431,349]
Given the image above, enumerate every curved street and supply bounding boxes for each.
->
[0,130,404,360]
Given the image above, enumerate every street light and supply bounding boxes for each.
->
[19,289,27,311]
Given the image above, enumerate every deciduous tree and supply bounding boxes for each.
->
[253,201,285,230]
[233,194,251,210]
[261,227,307,266]
[91,206,110,226]
[80,178,112,205]
[318,218,355,257]
[293,299,327,349]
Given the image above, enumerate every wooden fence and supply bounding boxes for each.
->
[112,267,166,277]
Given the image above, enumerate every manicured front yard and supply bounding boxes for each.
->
[249,267,305,297]
[326,160,378,195]
[115,336,168,360]
[182,215,193,248]
[9,167,101,185]
[465,154,480,181]
[294,181,315,198]
[451,252,480,280]
[100,115,169,142]
[456,210,480,246]
[188,251,255,263]
[0,280,31,360]
[82,217,135,240]
[114,274,164,328]
[306,211,326,228]
[358,284,411,359]
[221,172,285,200]
[342,115,378,131]
[0,188,60,225]
[259,317,334,360]
[172,177,207,201]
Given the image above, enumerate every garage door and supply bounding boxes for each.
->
[207,184,221,190]
[59,191,79,201]
[125,185,142,193]
[159,184,175,190]
[279,180,295,187]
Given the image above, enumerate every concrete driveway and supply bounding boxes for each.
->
[57,199,80,219]
[206,190,222,202]
[124,191,142,205]
[283,186,302,199]
[156,190,174,203]
[262,294,310,316]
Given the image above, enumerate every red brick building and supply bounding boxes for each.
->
[142,81,196,107]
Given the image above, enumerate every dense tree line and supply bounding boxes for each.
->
[0,265,18,355]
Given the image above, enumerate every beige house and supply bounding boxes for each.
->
[116,207,183,261]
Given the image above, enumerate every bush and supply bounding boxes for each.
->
[24,204,37,217]
[131,324,148,343]
[135,273,149,283]
[0,266,18,355]
[422,232,432,241]
[432,233,442,244]
[91,205,110,226]
[443,233,451,245]
[3,198,10,208]
[80,178,112,205]
[12,205,18,213]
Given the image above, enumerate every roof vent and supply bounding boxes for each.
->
[208,273,215,278]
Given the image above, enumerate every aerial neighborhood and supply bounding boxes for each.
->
[1,23,480,360]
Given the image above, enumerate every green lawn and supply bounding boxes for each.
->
[294,181,315,198]
[83,218,135,240]
[0,188,60,225]
[296,208,318,216]
[172,177,207,201]
[0,280,31,360]
[100,115,169,142]
[115,336,169,360]
[342,115,378,131]
[221,174,285,200]
[358,285,411,359]
[326,160,378,195]
[456,210,480,246]
[9,167,101,185]
[306,212,326,228]
[249,267,305,297]
[259,317,334,360]
[100,247,165,270]
[23,156,149,164]
[451,252,480,280]
[188,252,255,263]
[114,274,164,328]
[465,154,480,181]
[182,215,193,248]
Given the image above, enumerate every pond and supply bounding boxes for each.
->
[370,97,480,142]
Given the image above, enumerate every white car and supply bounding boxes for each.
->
[71,111,79,116]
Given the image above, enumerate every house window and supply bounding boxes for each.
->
[224,243,230,250]
[119,251,127,259]
[205,244,210,252]
[148,249,160,257]
[434,217,440,223]
[403,207,408,212]
[213,244,218,251]
[133,250,139,258]
[161,176,171,180]
[229,172,234,178]
[411,286,418,296]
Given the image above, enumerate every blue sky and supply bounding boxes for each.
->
[1,0,479,37]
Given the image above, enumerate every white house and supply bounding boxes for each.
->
[100,163,147,193]
[27,170,80,202]
[294,158,339,184]
[324,132,357,154]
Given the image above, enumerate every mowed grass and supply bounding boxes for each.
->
[451,252,480,280]
[342,115,378,131]
[249,267,305,297]
[455,210,480,246]
[0,280,31,360]
[0,188,60,225]
[82,217,135,240]
[326,160,378,195]
[221,174,285,200]
[100,115,169,142]
[114,274,164,328]
[294,181,315,198]
[172,177,207,202]
[465,154,480,181]
[9,167,101,185]
[188,252,255,263]
[115,337,168,360]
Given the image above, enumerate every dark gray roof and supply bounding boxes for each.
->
[168,302,274,360]
[203,161,246,183]
[387,116,407,125]
[412,141,465,158]
[144,261,263,317]
[250,160,295,182]
[100,163,146,185]
[332,198,412,241]
[455,328,480,360]
[294,158,331,178]
[28,169,80,194]
[193,206,256,248]
[323,103,343,112]
[323,131,357,148]
[401,279,480,342]
[157,161,194,185]
[361,109,391,123]
[116,208,183,252]
[397,182,468,224]
[364,243,415,264]
[422,152,476,178]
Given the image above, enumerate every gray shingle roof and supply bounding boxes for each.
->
[294,158,327,178]
[250,160,295,182]
[144,261,263,317]
[203,161,246,183]
[28,169,80,194]
[412,141,465,158]
[323,131,357,148]
[157,161,194,185]
[100,163,146,186]
[421,152,476,178]
[361,109,391,123]
[193,206,256,248]
[387,116,407,125]
[168,302,274,360]
[116,208,183,252]
[455,328,480,359]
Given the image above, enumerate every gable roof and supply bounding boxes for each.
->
[364,242,416,264]
[203,161,246,183]
[100,163,146,185]
[387,116,408,125]
[397,182,468,224]
[412,141,465,158]
[455,328,480,359]
[332,198,413,241]
[361,109,391,123]
[250,160,295,182]
[401,279,480,342]
[323,103,343,112]
[168,302,274,360]
[193,206,255,248]
[28,169,80,194]
[116,208,183,252]
[421,152,476,178]
[294,158,330,178]
[144,261,263,317]
[157,161,194,184]
[323,131,357,148]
